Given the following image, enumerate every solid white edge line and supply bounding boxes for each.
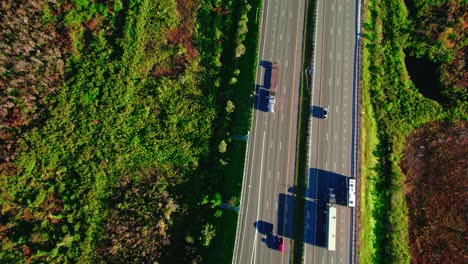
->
[250,131,267,263]
[234,0,271,262]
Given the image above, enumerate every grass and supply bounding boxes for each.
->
[194,140,246,263]
[221,141,248,207]
[207,210,239,264]
[359,2,378,262]
[359,33,380,263]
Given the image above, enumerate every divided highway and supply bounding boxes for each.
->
[303,0,358,263]
[232,0,306,263]
[232,0,359,263]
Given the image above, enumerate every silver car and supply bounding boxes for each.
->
[322,107,328,119]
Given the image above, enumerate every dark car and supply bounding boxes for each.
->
[322,107,328,119]
[273,236,284,252]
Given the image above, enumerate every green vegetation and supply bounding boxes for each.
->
[0,0,261,263]
[291,0,317,263]
[206,0,262,262]
[360,0,466,263]
[405,0,467,114]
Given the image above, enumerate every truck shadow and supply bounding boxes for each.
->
[277,193,294,239]
[254,84,271,112]
[254,61,275,112]
[260,60,273,90]
[303,168,349,246]
[303,198,326,246]
[306,168,348,205]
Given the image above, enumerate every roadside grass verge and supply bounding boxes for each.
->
[221,141,248,207]
[208,210,239,264]
[292,0,317,263]
[359,0,445,263]
[230,2,261,135]
[207,0,262,262]
[359,23,379,262]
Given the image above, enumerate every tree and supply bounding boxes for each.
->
[218,140,227,153]
[225,100,235,113]
[200,223,215,247]
[235,43,246,58]
[229,77,238,85]
[210,193,222,208]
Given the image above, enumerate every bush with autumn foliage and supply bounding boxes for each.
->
[0,0,68,173]
[401,121,467,264]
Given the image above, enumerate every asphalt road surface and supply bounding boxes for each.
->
[232,0,306,263]
[303,0,359,264]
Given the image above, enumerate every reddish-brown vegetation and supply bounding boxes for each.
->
[0,0,70,171]
[96,168,174,263]
[155,0,199,77]
[401,121,468,264]
[85,15,104,32]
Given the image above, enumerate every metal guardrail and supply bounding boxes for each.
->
[352,0,365,263]
[305,0,364,262]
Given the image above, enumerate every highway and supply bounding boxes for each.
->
[231,0,306,263]
[303,0,358,263]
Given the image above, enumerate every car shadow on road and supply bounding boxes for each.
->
[311,105,323,118]
[303,168,348,246]
[254,221,282,250]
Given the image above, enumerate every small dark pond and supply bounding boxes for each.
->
[405,55,442,102]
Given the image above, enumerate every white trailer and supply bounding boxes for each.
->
[326,206,337,251]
